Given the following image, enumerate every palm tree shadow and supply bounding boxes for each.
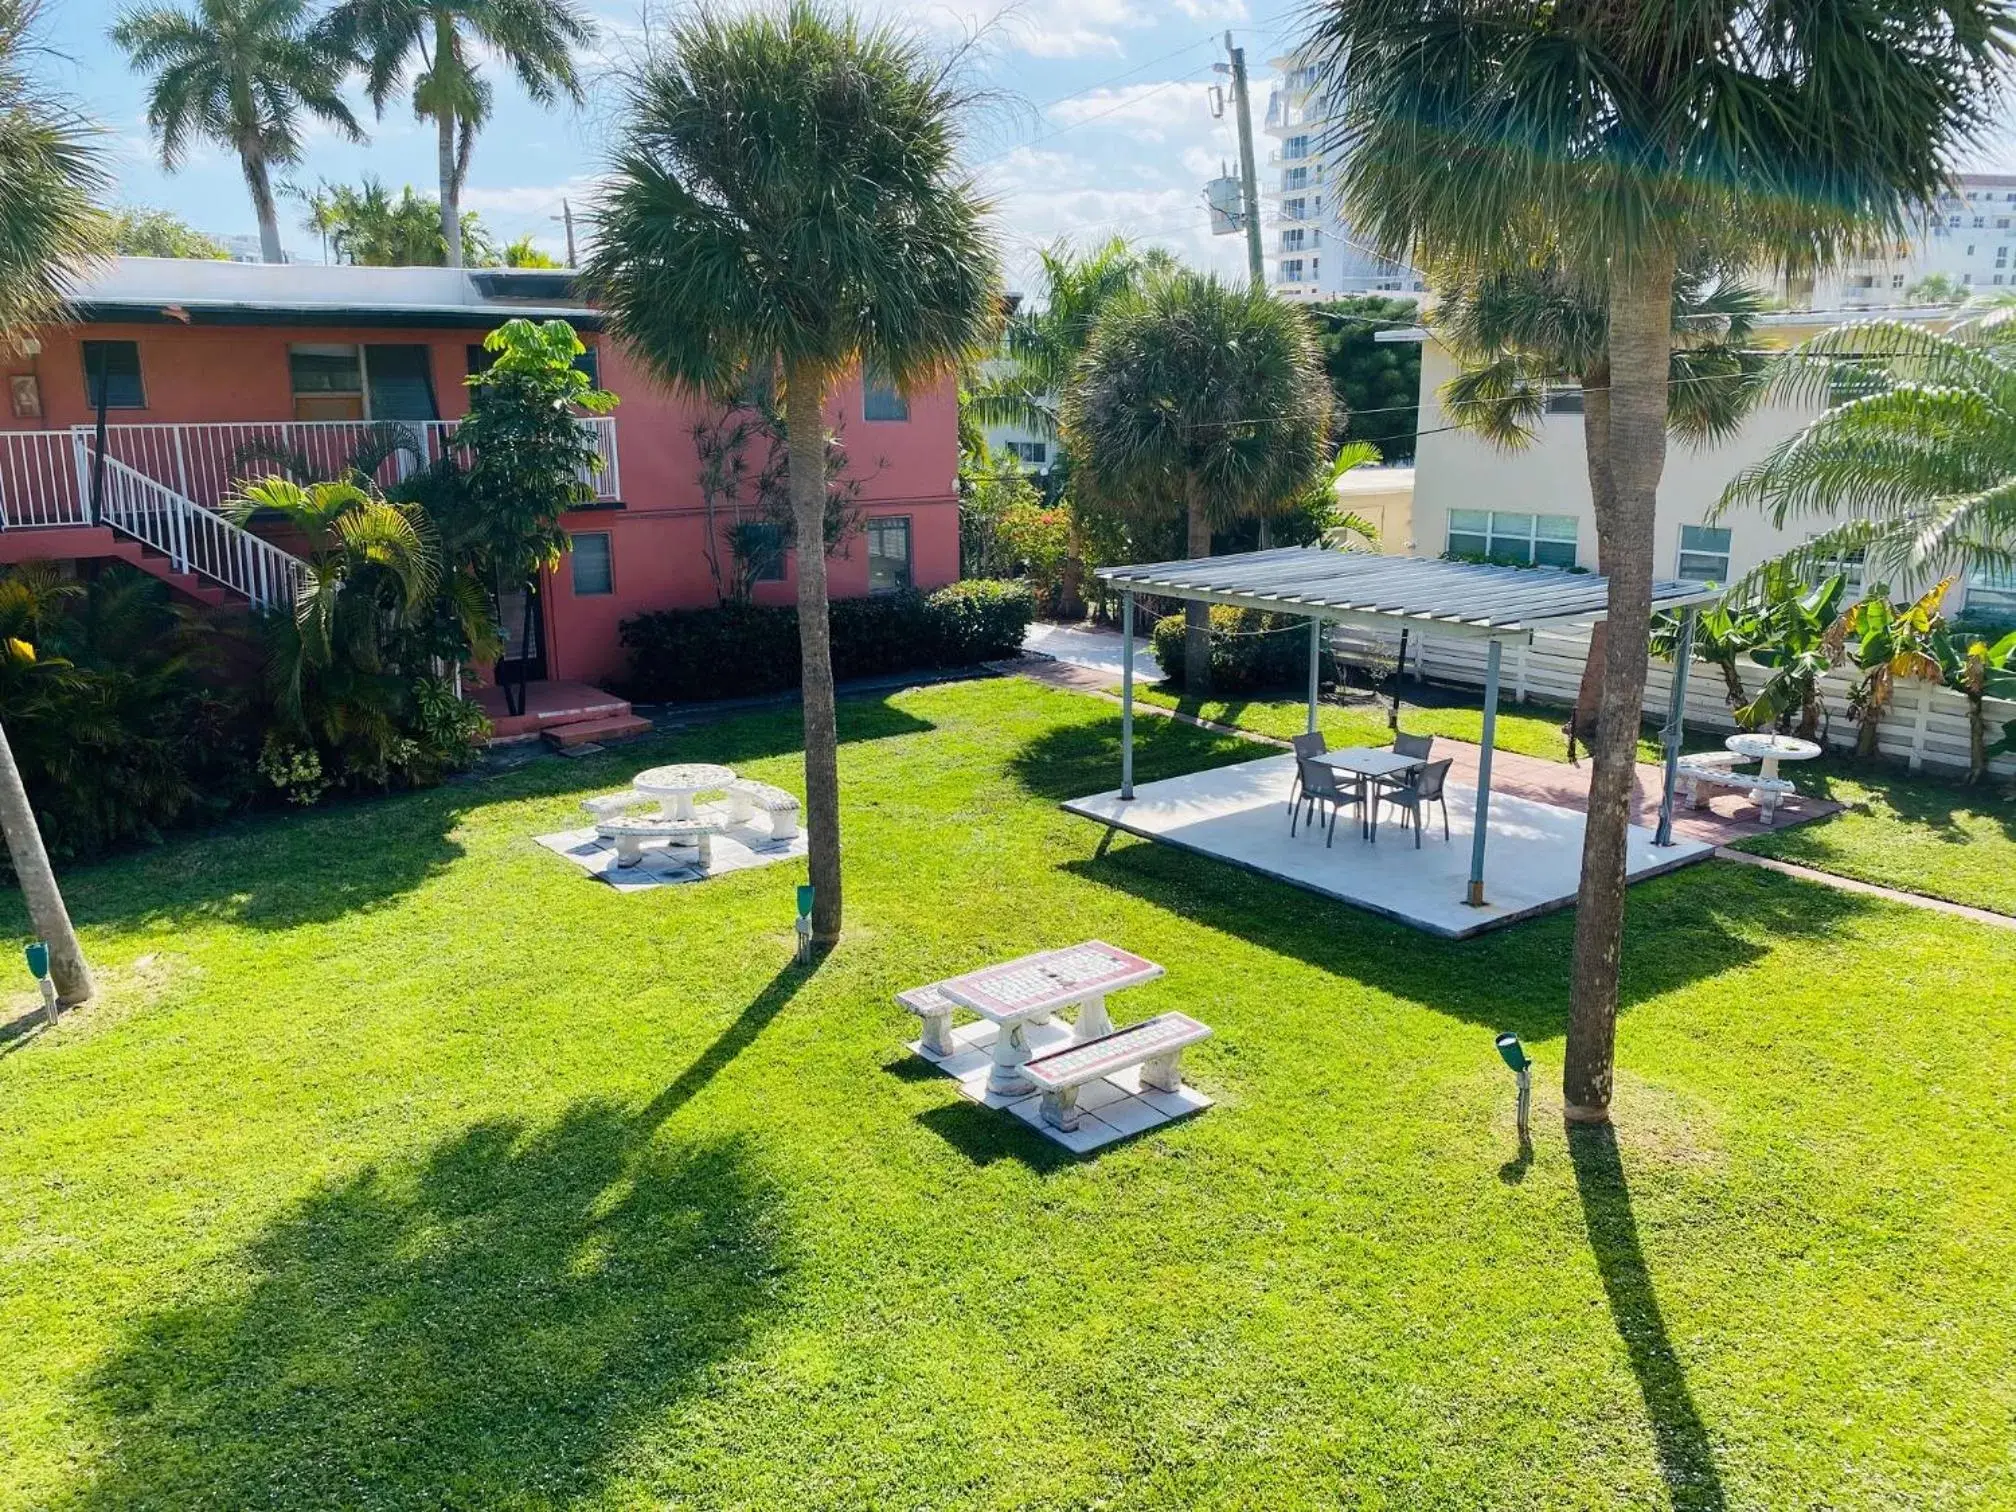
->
[1570,1124,1727,1512]
[634,957,817,1131]
[74,1102,788,1509]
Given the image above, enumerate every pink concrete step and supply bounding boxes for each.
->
[542,714,653,749]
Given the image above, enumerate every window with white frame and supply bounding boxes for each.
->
[1282,166,1309,190]
[863,369,909,421]
[1446,509,1579,568]
[1542,383,1584,414]
[1281,258,1305,282]
[867,516,911,592]
[1676,524,1732,583]
[1003,440,1047,467]
[1281,228,1306,251]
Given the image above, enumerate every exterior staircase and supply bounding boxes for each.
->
[472,680,653,749]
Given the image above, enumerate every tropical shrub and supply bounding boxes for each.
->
[1837,580,1950,758]
[0,562,258,861]
[1151,606,1326,695]
[621,582,1033,703]
[1932,626,2016,780]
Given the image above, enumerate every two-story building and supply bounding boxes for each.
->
[1381,306,2015,623]
[0,258,962,730]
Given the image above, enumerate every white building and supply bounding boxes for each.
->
[1772,171,2016,309]
[1392,307,2016,622]
[1261,48,1424,302]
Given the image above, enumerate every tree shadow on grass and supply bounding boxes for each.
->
[1003,709,1266,804]
[71,1101,789,1511]
[636,958,817,1131]
[1057,831,1881,1043]
[1570,1124,1728,1511]
[39,694,935,941]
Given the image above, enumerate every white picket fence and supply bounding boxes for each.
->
[1323,621,2016,780]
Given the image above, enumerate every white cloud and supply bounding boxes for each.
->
[1048,80,1214,143]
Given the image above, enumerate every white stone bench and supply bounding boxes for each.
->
[595,814,724,869]
[1022,1012,1212,1131]
[896,981,961,1056]
[726,779,799,840]
[1677,759,1794,823]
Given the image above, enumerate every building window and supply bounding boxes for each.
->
[1283,197,1306,220]
[1543,383,1585,415]
[1998,275,2007,286]
[290,344,364,420]
[1283,166,1309,190]
[82,341,145,409]
[1950,215,1962,227]
[863,370,909,422]
[1280,258,1304,282]
[1309,257,1319,278]
[1893,273,1907,287]
[569,531,613,595]
[1806,538,1866,596]
[1284,134,1310,158]
[1281,229,1306,251]
[1446,509,1579,568]
[1998,246,2009,267]
[1967,563,2016,618]
[1677,524,1732,583]
[1003,440,1047,467]
[1976,216,1987,227]
[867,515,911,592]
[736,521,786,582]
[1965,272,1975,285]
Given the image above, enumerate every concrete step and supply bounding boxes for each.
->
[542,714,653,750]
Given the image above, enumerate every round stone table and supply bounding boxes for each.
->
[633,762,736,821]
[1725,732,1821,795]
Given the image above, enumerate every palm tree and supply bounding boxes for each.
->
[587,1,1000,952]
[1716,300,2016,597]
[1062,268,1332,694]
[322,0,592,268]
[112,0,363,265]
[1305,0,2015,1125]
[1436,257,1769,756]
[967,237,1176,445]
[0,0,103,1005]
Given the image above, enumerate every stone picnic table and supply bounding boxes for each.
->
[632,762,737,821]
[936,941,1164,1097]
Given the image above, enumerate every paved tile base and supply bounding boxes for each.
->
[909,1015,1212,1153]
[1065,754,1714,939]
[535,800,806,892]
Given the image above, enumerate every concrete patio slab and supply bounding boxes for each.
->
[1064,753,1714,939]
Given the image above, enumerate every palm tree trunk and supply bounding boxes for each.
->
[437,109,463,268]
[1568,357,1614,761]
[0,719,91,1006]
[241,148,283,265]
[1564,251,1674,1126]
[785,368,842,948]
[1183,481,1212,694]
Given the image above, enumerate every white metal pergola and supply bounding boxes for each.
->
[1096,547,1721,909]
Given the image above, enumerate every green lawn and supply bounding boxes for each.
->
[1731,757,2016,915]
[3,676,2013,1510]
[1125,681,1674,764]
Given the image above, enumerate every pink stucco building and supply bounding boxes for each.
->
[0,259,961,730]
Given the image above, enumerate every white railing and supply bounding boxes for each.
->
[92,455,305,612]
[74,415,621,509]
[0,431,91,528]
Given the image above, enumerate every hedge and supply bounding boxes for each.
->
[621,580,1035,703]
[1151,605,1328,694]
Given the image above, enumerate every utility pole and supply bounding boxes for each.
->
[553,199,577,267]
[1224,31,1266,294]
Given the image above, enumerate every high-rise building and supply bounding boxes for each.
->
[1261,48,1423,302]
[1772,171,2016,308]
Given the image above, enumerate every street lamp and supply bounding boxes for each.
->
[1495,1031,1532,1143]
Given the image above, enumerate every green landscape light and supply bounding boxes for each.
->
[1495,1032,1532,1144]
[794,886,815,963]
[24,941,56,1028]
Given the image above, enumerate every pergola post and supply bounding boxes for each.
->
[1390,627,1409,729]
[1654,605,1698,847]
[1466,637,1503,908]
[1120,590,1136,800]
[1306,617,1322,734]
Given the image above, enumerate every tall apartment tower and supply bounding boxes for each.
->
[1261,47,1423,301]
[1772,171,2016,309]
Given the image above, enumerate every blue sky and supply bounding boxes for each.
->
[50,1,1311,292]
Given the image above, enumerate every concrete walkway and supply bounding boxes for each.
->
[1021,621,1161,682]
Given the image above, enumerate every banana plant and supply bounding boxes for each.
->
[1737,569,1848,739]
[1651,596,1764,712]
[1932,625,2016,781]
[1837,578,1951,758]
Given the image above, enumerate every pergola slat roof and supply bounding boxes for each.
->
[1098,546,1719,643]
